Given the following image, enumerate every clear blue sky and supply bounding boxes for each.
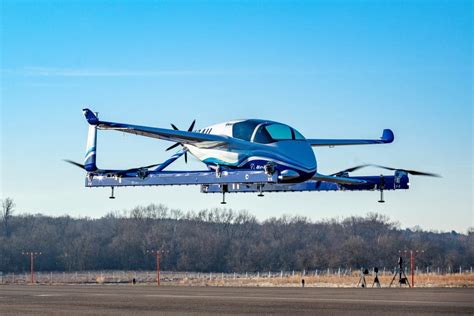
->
[1,0,472,232]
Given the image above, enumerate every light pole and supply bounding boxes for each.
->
[402,249,424,287]
[146,249,169,286]
[22,251,42,284]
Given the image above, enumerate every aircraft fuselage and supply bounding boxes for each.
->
[186,119,317,182]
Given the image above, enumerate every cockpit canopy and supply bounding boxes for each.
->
[232,120,305,144]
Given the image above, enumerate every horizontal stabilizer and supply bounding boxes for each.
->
[308,129,394,147]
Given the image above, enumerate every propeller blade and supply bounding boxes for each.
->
[63,159,86,170]
[143,163,161,169]
[330,164,370,175]
[171,123,179,131]
[126,162,162,172]
[167,120,195,164]
[166,142,181,151]
[187,120,196,132]
[370,164,441,177]
[331,164,440,177]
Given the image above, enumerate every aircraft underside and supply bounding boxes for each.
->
[85,168,410,203]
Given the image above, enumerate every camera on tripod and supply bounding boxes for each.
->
[390,256,410,287]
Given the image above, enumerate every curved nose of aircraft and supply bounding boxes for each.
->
[273,140,317,179]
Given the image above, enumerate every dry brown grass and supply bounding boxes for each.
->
[3,271,473,288]
[172,273,474,288]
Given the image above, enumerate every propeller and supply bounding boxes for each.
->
[370,164,441,177]
[63,159,161,175]
[331,164,441,177]
[165,120,196,164]
[330,164,370,175]
[64,159,86,170]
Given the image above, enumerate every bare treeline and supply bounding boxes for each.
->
[0,203,472,273]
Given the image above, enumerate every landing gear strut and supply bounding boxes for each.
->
[258,184,264,197]
[109,186,116,199]
[378,190,385,203]
[378,175,385,203]
[221,185,228,205]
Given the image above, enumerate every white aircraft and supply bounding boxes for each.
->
[66,109,438,203]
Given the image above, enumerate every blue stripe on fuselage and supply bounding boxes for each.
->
[202,157,316,182]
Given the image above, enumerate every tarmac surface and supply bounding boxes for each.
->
[0,285,473,315]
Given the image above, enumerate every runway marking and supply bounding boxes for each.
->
[143,294,473,306]
[35,294,63,297]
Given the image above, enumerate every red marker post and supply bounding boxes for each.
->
[22,251,42,284]
[403,249,424,287]
[146,249,169,286]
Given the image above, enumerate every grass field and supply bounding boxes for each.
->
[189,273,474,288]
[2,271,473,288]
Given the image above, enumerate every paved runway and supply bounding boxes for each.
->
[0,285,473,315]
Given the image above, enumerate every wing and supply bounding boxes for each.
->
[83,108,231,149]
[311,173,368,185]
[307,129,394,147]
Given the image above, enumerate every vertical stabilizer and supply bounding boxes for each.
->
[84,112,98,171]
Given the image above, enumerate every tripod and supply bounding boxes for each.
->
[372,267,381,288]
[357,268,369,288]
[389,256,411,287]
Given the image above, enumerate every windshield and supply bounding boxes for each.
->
[232,120,260,141]
[253,123,305,144]
[293,128,305,140]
